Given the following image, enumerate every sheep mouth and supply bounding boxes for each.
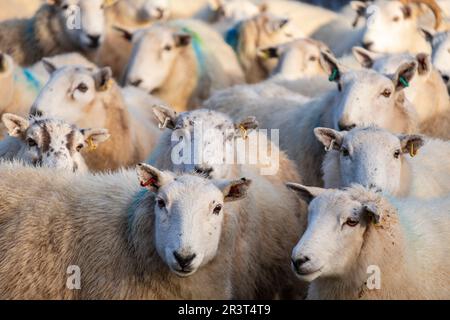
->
[294,267,323,282]
[172,268,196,278]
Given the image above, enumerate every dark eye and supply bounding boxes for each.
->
[392,16,400,22]
[77,83,88,93]
[381,89,392,98]
[157,198,166,209]
[27,138,37,147]
[394,149,401,159]
[309,56,317,62]
[213,204,222,215]
[345,218,359,227]
[342,148,350,157]
[76,144,83,152]
[61,3,69,10]
[164,45,172,51]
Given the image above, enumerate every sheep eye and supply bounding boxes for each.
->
[345,218,359,227]
[27,138,37,147]
[76,144,84,152]
[157,198,166,209]
[164,45,172,51]
[61,4,69,10]
[394,149,401,159]
[213,204,222,215]
[381,89,392,98]
[341,148,350,157]
[392,16,400,22]
[77,83,88,93]
[309,56,317,62]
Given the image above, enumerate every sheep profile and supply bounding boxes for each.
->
[288,184,450,299]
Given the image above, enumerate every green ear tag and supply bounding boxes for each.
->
[399,76,409,88]
[329,68,338,82]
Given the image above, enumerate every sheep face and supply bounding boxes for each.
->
[315,127,424,195]
[431,32,450,89]
[287,185,382,282]
[354,0,431,54]
[31,64,113,126]
[2,114,109,172]
[52,0,114,50]
[122,0,170,22]
[137,164,251,277]
[153,106,257,179]
[260,39,332,80]
[123,26,192,94]
[322,51,417,133]
[210,0,261,24]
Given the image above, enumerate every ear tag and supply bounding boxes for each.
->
[324,139,335,152]
[87,137,97,152]
[409,141,417,157]
[399,76,409,88]
[329,68,338,82]
[260,50,270,60]
[158,117,170,130]
[140,177,156,188]
[239,124,248,140]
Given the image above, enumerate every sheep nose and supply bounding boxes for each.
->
[30,108,43,117]
[87,34,101,48]
[442,74,450,83]
[291,255,310,272]
[173,251,196,269]
[129,79,143,87]
[338,122,356,131]
[362,41,373,50]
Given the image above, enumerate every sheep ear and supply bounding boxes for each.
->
[398,134,425,157]
[416,53,431,76]
[421,28,435,44]
[362,203,382,225]
[235,116,258,138]
[113,26,133,42]
[314,127,344,151]
[265,16,289,33]
[81,128,110,151]
[320,50,343,91]
[2,113,29,137]
[257,46,279,60]
[286,183,326,204]
[352,46,381,68]
[350,1,368,27]
[174,33,191,47]
[152,105,178,130]
[215,178,252,202]
[136,163,173,191]
[94,67,113,92]
[392,61,417,91]
[42,58,57,75]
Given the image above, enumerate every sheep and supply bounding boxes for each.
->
[315,126,450,199]
[351,0,443,54]
[30,64,161,172]
[147,106,308,299]
[0,52,96,136]
[287,184,450,299]
[428,30,450,91]
[0,114,109,173]
[120,19,245,111]
[0,162,253,299]
[0,0,118,66]
[352,47,450,123]
[205,51,419,186]
[0,0,43,21]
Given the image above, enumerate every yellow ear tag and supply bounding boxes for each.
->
[239,124,248,140]
[260,50,270,60]
[101,79,113,92]
[409,141,417,157]
[87,137,97,152]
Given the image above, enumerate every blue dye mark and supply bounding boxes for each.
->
[181,27,206,77]
[225,22,241,53]
[14,67,42,93]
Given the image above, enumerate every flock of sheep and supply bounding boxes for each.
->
[0,0,449,300]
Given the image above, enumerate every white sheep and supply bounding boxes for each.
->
[0,114,109,173]
[315,126,450,199]
[0,0,118,66]
[30,64,161,172]
[351,0,443,54]
[287,184,450,299]
[147,106,308,299]
[120,19,245,111]
[205,51,419,186]
[0,162,251,299]
[352,47,450,123]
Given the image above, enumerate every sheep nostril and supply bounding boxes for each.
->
[292,255,310,271]
[362,41,373,50]
[87,34,101,48]
[173,251,196,269]
[442,75,450,83]
[338,122,356,131]
[130,79,143,87]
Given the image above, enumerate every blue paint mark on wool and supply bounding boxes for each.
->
[127,188,150,227]
[181,27,206,77]
[14,67,42,93]
[225,22,241,53]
